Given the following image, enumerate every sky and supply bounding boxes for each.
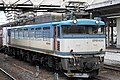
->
[0,11,9,25]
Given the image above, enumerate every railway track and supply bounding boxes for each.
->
[104,64,120,71]
[0,68,16,80]
[94,76,112,80]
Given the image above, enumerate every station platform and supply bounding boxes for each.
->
[105,48,120,53]
[104,48,120,65]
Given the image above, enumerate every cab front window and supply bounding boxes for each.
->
[62,25,104,34]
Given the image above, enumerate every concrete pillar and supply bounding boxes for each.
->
[116,17,120,48]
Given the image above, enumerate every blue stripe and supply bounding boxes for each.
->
[56,51,105,56]
[62,34,106,38]
[10,44,105,56]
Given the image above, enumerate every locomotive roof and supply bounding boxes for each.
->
[11,19,105,29]
[59,19,105,25]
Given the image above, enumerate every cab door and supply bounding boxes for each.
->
[53,25,61,52]
[53,26,57,51]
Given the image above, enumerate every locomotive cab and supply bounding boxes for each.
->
[55,19,105,78]
[56,20,105,54]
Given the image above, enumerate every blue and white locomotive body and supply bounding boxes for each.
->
[8,19,105,78]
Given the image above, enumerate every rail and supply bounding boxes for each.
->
[104,64,120,71]
[95,76,112,80]
[0,68,16,80]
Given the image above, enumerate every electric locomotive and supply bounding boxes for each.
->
[7,19,105,78]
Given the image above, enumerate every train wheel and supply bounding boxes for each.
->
[52,57,60,71]
[7,47,11,56]
[12,48,17,58]
[19,50,23,60]
[29,53,35,65]
[17,49,20,59]
[22,51,27,61]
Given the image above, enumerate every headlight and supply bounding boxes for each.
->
[95,20,99,24]
[73,19,77,24]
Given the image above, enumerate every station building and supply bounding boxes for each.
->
[86,0,120,48]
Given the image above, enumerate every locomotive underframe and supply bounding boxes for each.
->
[7,46,104,78]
